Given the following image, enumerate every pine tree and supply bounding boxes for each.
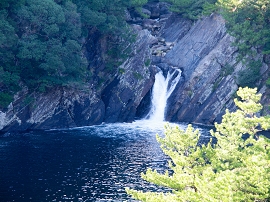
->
[126,87,270,201]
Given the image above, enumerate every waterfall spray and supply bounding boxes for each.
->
[146,69,181,122]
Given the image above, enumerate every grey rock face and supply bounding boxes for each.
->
[0,26,156,132]
[0,88,105,131]
[161,14,268,124]
[158,14,240,124]
[165,15,227,80]
[101,28,156,123]
[1,3,269,132]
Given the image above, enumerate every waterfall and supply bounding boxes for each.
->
[146,69,182,122]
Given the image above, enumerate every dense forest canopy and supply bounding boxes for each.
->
[0,0,270,108]
[0,0,148,107]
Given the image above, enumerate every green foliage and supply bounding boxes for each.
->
[0,0,25,10]
[118,68,125,74]
[163,0,217,20]
[14,0,88,91]
[0,11,21,101]
[129,0,151,18]
[127,87,270,201]
[266,77,270,87]
[73,0,148,34]
[0,0,148,103]
[144,59,151,67]
[163,0,270,56]
[215,0,270,87]
[23,95,34,106]
[202,1,219,15]
[218,0,270,58]
[130,0,148,7]
[0,0,90,96]
[0,11,17,48]
[0,66,20,92]
[237,60,261,87]
[164,0,269,87]
[212,77,222,91]
[219,63,235,79]
[0,92,13,108]
[0,0,148,109]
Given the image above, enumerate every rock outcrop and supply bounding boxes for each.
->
[101,28,157,123]
[160,14,269,124]
[0,88,105,131]
[0,21,161,132]
[1,2,269,132]
[134,4,269,125]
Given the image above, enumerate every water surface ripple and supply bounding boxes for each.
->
[0,121,209,201]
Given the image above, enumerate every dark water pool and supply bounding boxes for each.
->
[0,121,209,201]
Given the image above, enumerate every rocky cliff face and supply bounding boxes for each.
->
[162,14,238,124]
[0,21,158,132]
[161,14,270,124]
[138,3,270,125]
[1,2,269,132]
[0,88,105,131]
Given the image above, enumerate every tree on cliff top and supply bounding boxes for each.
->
[163,0,270,87]
[163,0,218,20]
[126,87,270,201]
[0,0,150,108]
[218,0,270,57]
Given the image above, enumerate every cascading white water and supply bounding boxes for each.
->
[146,69,182,122]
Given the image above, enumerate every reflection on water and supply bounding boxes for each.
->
[0,121,209,201]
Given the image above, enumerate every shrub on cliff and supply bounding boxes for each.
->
[163,0,270,87]
[218,0,270,88]
[218,0,270,57]
[164,0,270,57]
[126,87,270,201]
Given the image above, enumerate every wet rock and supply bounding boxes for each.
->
[125,9,132,22]
[141,8,151,17]
[131,24,143,32]
[101,29,156,123]
[1,1,269,132]
[163,15,254,124]
[151,45,170,56]
[142,19,156,29]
